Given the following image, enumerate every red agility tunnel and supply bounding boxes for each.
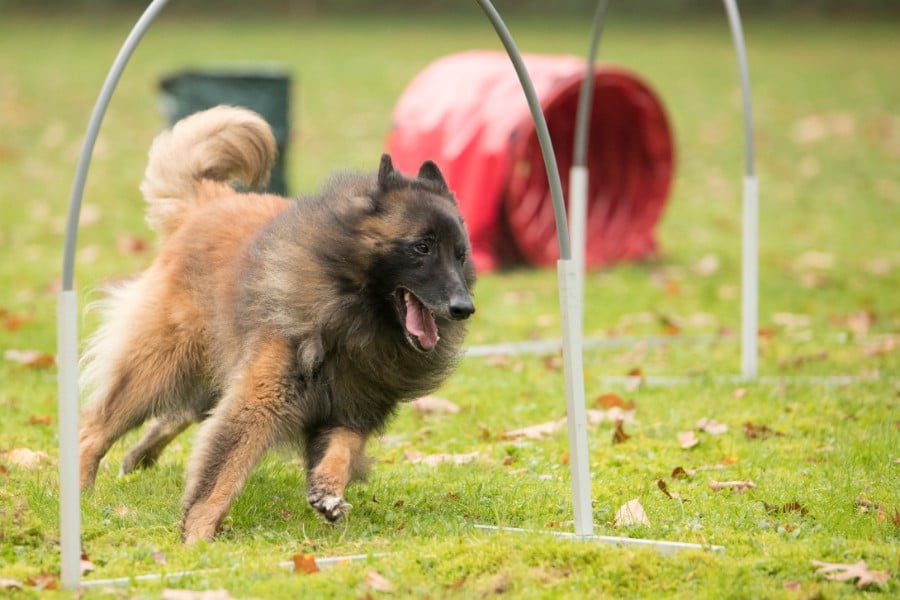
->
[386,51,674,272]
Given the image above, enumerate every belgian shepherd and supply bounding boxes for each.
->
[78,105,476,543]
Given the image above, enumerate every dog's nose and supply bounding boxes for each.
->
[449,296,475,320]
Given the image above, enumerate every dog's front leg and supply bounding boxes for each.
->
[305,427,369,522]
[180,337,295,543]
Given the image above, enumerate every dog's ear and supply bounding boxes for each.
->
[377,154,396,191]
[417,160,449,195]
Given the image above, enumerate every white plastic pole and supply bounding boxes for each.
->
[558,259,594,537]
[56,290,81,589]
[723,0,758,379]
[58,0,171,589]
[741,175,759,378]
[568,165,589,329]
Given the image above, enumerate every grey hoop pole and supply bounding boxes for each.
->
[723,0,758,379]
[569,0,609,328]
[476,0,593,537]
[57,0,170,589]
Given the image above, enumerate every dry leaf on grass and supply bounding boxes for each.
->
[1,448,53,469]
[366,570,397,593]
[811,560,891,588]
[709,479,756,493]
[613,498,650,528]
[410,396,460,415]
[657,479,686,502]
[744,422,783,440]
[0,579,23,590]
[502,419,565,440]
[404,450,480,467]
[25,573,57,591]
[696,418,728,435]
[292,553,320,575]
[4,349,55,369]
[678,430,700,449]
[612,420,631,445]
[27,415,52,426]
[764,501,809,516]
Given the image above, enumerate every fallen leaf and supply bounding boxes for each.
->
[612,420,631,445]
[410,396,460,415]
[80,552,95,576]
[0,579,23,590]
[595,393,635,411]
[696,418,728,435]
[721,455,740,465]
[4,349,55,369]
[25,573,57,590]
[27,415,53,426]
[678,430,700,449]
[733,388,747,399]
[671,466,693,479]
[656,479,686,501]
[292,553,320,575]
[116,234,148,255]
[709,479,756,493]
[404,450,480,467]
[794,250,835,271]
[811,560,891,588]
[1,448,53,469]
[864,336,896,358]
[744,422,783,440]
[613,498,650,528]
[365,570,397,593]
[3,314,29,331]
[782,581,802,592]
[502,419,565,440]
[694,253,720,277]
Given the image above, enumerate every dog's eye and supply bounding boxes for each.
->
[414,241,431,255]
[456,250,467,264]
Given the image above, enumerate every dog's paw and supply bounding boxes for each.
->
[308,491,352,522]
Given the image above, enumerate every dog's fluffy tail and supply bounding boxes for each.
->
[140,105,277,237]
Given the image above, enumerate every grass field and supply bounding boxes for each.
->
[1,9,898,598]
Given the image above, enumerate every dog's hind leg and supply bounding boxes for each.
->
[120,413,196,475]
[180,336,297,543]
[79,300,205,489]
[304,427,369,522]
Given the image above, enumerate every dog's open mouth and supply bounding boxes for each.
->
[398,289,439,352]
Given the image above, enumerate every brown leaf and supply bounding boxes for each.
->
[3,314,29,331]
[116,234,148,255]
[671,466,693,479]
[657,479,672,499]
[596,393,635,411]
[365,570,397,593]
[26,573,58,590]
[613,498,650,528]
[27,415,52,426]
[744,422,782,440]
[694,253,720,277]
[410,396,460,415]
[811,560,891,588]
[292,553,320,575]
[612,420,631,445]
[80,552,95,576]
[4,349,55,369]
[678,430,700,449]
[709,479,756,493]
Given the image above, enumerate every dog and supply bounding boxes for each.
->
[78,105,476,543]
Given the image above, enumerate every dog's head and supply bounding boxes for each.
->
[368,154,476,353]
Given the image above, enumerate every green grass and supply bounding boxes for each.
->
[1,10,898,599]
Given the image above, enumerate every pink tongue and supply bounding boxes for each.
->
[406,294,439,350]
